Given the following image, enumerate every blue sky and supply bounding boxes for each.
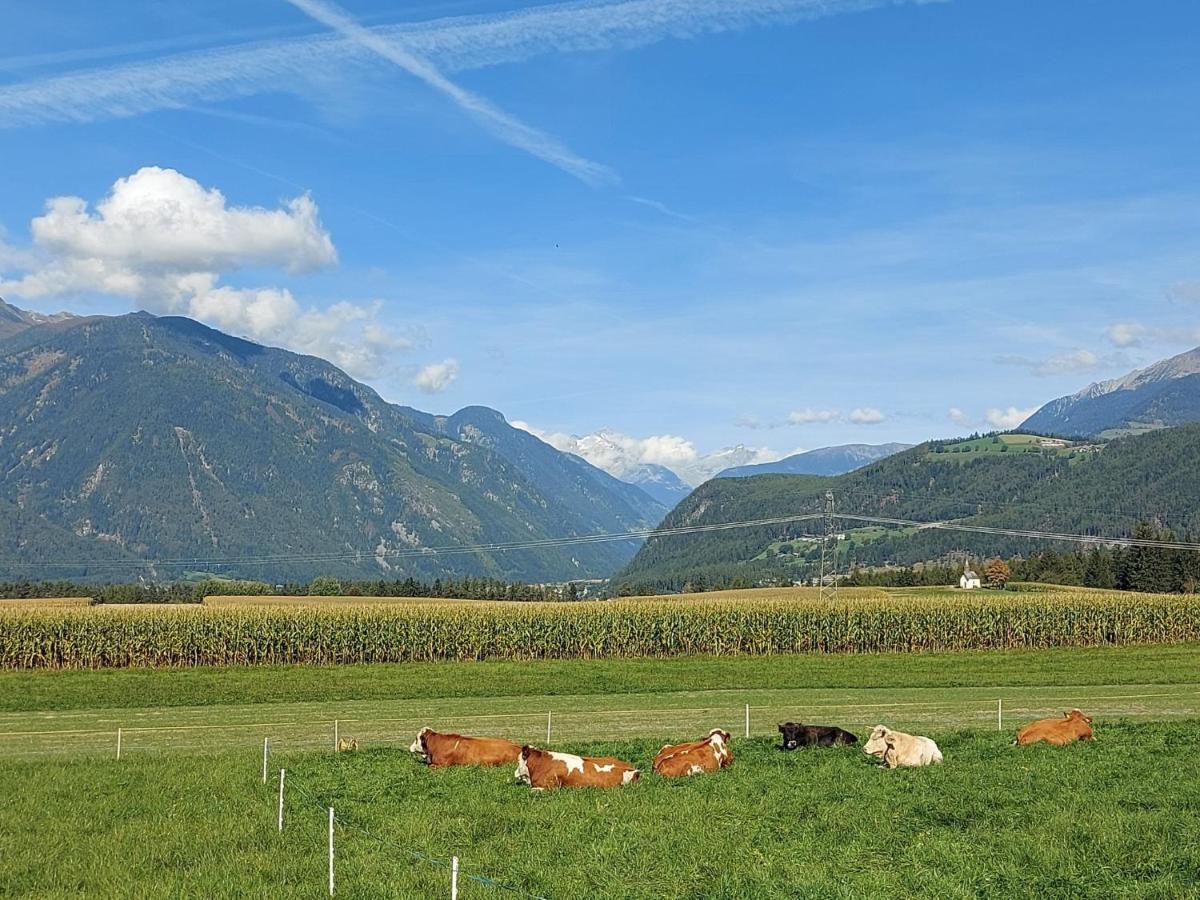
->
[2,0,1198,481]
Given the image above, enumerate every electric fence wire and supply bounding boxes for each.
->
[285,769,551,900]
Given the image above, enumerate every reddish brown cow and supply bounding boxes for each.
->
[653,729,733,778]
[515,746,639,790]
[409,727,521,767]
[1015,709,1094,747]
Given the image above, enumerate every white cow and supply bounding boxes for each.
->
[862,725,943,768]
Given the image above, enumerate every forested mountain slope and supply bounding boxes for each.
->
[0,310,664,582]
[617,428,1200,591]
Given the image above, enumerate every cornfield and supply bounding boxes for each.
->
[2,590,1199,669]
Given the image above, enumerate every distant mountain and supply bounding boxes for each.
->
[717,443,912,478]
[617,427,1200,592]
[1022,346,1200,438]
[509,425,758,500]
[0,298,76,339]
[0,306,665,582]
[616,463,693,507]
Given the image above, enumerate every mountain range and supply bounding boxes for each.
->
[717,443,912,478]
[1022,345,1200,438]
[617,427,1200,592]
[0,301,665,582]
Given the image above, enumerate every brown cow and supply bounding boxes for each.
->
[1015,709,1094,747]
[515,745,639,790]
[653,729,733,778]
[409,727,521,767]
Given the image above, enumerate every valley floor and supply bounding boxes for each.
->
[3,647,1199,897]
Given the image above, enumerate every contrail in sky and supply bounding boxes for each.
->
[0,0,945,131]
[282,0,617,186]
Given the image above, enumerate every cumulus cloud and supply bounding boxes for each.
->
[413,358,460,393]
[848,407,885,424]
[996,348,1109,378]
[948,407,973,427]
[1106,322,1146,348]
[985,406,1039,430]
[1105,320,1200,349]
[0,167,407,379]
[511,422,780,486]
[788,408,840,425]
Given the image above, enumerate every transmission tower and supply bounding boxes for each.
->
[819,490,839,601]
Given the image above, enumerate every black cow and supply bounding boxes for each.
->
[778,722,858,750]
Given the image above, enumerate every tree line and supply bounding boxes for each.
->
[0,576,590,603]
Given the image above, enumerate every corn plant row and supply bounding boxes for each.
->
[2,592,1199,669]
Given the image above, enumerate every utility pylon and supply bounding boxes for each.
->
[819,490,839,601]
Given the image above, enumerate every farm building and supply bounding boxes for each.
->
[959,564,982,590]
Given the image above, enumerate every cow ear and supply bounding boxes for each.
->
[778,724,785,733]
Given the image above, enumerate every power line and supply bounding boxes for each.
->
[0,513,824,570]
[837,515,1200,552]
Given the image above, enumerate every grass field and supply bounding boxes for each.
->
[3,646,1198,896]
[2,723,1196,897]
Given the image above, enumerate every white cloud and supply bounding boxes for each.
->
[511,422,780,486]
[1034,349,1099,376]
[849,407,885,424]
[1105,319,1200,348]
[947,407,973,427]
[413,358,460,393]
[0,167,407,379]
[996,348,1110,378]
[788,408,840,425]
[1106,322,1146,348]
[985,406,1039,430]
[0,0,936,130]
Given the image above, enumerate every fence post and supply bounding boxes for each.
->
[745,704,750,739]
[546,711,552,744]
[451,855,459,900]
[997,699,1003,732]
[262,737,269,784]
[328,807,335,897]
[116,728,122,760]
[278,769,286,832]
[334,719,339,751]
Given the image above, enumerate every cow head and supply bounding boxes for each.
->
[778,722,803,751]
[514,745,534,785]
[863,725,890,758]
[707,728,731,745]
[409,727,432,760]
[1065,709,1093,724]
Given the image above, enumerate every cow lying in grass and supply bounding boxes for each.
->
[652,729,732,778]
[1015,709,1094,747]
[336,737,359,752]
[777,722,857,750]
[515,745,639,790]
[863,725,943,768]
[409,727,521,768]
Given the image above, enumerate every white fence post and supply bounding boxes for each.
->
[262,737,269,784]
[451,855,459,900]
[546,711,552,744]
[278,769,286,832]
[997,699,1003,732]
[328,807,335,897]
[116,728,122,760]
[334,719,339,751]
[745,704,750,739]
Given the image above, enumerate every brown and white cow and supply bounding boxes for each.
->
[514,745,639,790]
[1014,709,1094,747]
[409,727,521,768]
[653,729,733,778]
